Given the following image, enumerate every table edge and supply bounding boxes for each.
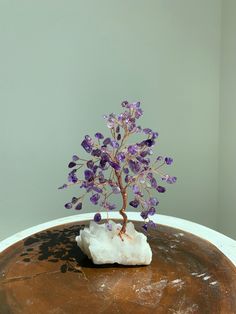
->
[0,212,236,266]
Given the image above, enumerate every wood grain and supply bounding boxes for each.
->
[0,220,235,314]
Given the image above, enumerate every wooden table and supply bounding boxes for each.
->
[0,213,236,313]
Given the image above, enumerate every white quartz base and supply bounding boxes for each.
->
[75,220,152,265]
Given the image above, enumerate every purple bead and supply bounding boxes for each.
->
[130,101,140,109]
[142,224,148,232]
[117,134,121,141]
[135,108,143,119]
[84,169,94,181]
[128,160,135,172]
[121,100,129,107]
[101,152,110,162]
[95,132,104,139]
[80,181,86,189]
[143,128,152,135]
[157,186,166,193]
[94,212,101,223]
[148,207,156,216]
[118,114,123,122]
[132,185,139,194]
[116,125,120,133]
[111,140,119,148]
[165,157,173,165]
[81,139,92,153]
[152,132,159,139]
[137,141,146,148]
[68,171,78,183]
[103,137,111,145]
[106,114,116,128]
[72,155,79,161]
[71,176,78,183]
[75,202,82,210]
[143,158,150,165]
[129,145,137,154]
[167,176,177,184]
[140,211,148,219]
[123,167,129,174]
[109,204,116,210]
[99,159,107,169]
[128,160,141,174]
[85,135,92,142]
[150,177,158,189]
[64,202,72,209]
[103,201,116,210]
[129,199,139,208]
[86,182,94,192]
[140,151,148,157]
[163,175,176,184]
[149,197,159,206]
[68,161,76,168]
[136,156,149,165]
[144,139,155,147]
[127,122,136,132]
[91,149,102,157]
[109,161,121,171]
[87,160,94,169]
[90,193,100,204]
[117,152,125,162]
[92,186,102,193]
[128,145,138,155]
[147,220,157,229]
[92,165,98,174]
[125,175,130,183]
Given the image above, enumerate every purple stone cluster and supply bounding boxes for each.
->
[59,101,176,232]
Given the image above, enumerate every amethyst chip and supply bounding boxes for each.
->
[90,193,100,204]
[84,169,94,181]
[140,211,148,219]
[94,212,102,223]
[68,161,76,168]
[109,161,121,171]
[87,160,94,169]
[165,157,173,165]
[95,132,104,139]
[64,202,72,209]
[148,207,156,216]
[75,202,82,210]
[129,199,139,208]
[81,139,92,153]
[156,186,166,193]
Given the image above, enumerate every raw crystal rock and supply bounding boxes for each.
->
[75,220,152,265]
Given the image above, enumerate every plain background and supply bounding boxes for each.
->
[0,0,235,240]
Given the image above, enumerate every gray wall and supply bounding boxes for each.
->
[219,0,236,239]
[0,1,223,240]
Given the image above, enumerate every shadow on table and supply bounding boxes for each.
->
[20,224,144,273]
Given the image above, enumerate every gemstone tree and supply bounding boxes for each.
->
[59,101,176,240]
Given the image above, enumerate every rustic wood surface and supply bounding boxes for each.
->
[0,220,235,314]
